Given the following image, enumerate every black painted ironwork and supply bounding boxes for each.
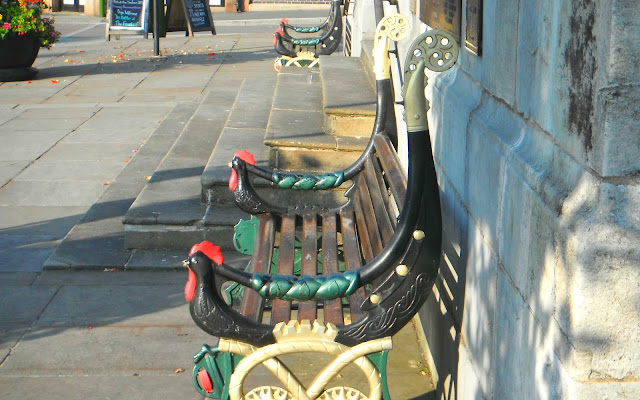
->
[185,29,458,348]
[273,0,343,58]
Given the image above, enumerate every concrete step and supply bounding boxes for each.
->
[320,56,376,138]
[123,84,244,250]
[43,103,199,269]
[265,65,370,171]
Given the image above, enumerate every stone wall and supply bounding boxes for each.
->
[362,0,640,398]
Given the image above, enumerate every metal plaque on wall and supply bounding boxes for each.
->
[466,0,482,55]
[420,0,462,41]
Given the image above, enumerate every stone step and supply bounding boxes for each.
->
[320,55,376,138]
[123,84,245,250]
[265,64,371,171]
[43,103,199,269]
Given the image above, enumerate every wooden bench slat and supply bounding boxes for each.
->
[363,157,395,245]
[338,208,367,323]
[298,213,318,321]
[353,183,375,263]
[241,214,275,322]
[374,134,407,207]
[355,174,384,257]
[370,152,399,227]
[271,214,296,324]
[321,213,344,325]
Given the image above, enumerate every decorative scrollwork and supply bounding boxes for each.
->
[295,26,321,33]
[405,29,459,73]
[250,270,360,301]
[319,387,368,400]
[291,38,321,46]
[375,13,410,43]
[340,274,430,342]
[245,386,294,400]
[372,13,411,81]
[272,171,344,190]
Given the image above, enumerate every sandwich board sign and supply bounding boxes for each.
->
[106,0,150,39]
[165,0,216,36]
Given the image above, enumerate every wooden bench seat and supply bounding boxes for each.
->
[239,133,404,331]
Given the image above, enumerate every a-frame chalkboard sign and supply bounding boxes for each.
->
[106,0,151,40]
[165,0,216,36]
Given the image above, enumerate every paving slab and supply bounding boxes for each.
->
[225,78,276,130]
[0,130,73,162]
[41,142,144,161]
[0,205,86,236]
[0,104,21,125]
[12,160,126,182]
[0,375,202,400]
[44,218,131,269]
[34,285,188,327]
[0,161,31,188]
[0,180,106,207]
[33,270,186,286]
[0,325,214,376]
[0,286,58,324]
[0,238,61,272]
[272,69,323,111]
[0,272,39,286]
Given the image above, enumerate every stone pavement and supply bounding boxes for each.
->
[0,11,436,399]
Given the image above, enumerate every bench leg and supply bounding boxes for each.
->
[215,320,392,400]
[192,344,243,399]
[367,350,391,400]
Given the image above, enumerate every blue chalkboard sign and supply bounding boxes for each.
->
[108,0,150,34]
[165,0,215,35]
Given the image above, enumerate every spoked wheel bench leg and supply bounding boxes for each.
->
[193,321,392,400]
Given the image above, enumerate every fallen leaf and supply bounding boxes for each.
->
[144,176,152,180]
[208,52,214,56]
[131,149,138,153]
[123,159,129,163]
[51,79,59,83]
[174,368,185,374]
[133,373,139,377]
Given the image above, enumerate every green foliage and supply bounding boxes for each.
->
[0,0,60,49]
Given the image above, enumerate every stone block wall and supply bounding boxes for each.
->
[375,0,640,398]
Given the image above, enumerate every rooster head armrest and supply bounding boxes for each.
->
[229,150,256,191]
[183,241,224,302]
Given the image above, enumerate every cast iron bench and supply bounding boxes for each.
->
[184,21,458,400]
[273,0,343,59]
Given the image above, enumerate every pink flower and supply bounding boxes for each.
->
[2,22,9,29]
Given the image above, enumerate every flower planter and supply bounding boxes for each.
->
[0,35,41,81]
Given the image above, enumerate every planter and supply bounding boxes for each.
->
[0,35,41,81]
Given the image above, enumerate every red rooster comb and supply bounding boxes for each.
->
[280,18,289,24]
[189,241,224,265]
[228,150,256,191]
